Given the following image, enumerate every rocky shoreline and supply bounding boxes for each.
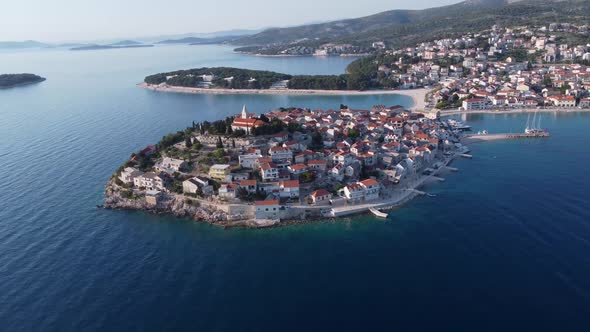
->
[103,179,283,229]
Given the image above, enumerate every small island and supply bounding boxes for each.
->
[104,104,477,228]
[0,73,46,89]
[142,62,409,92]
[71,40,153,51]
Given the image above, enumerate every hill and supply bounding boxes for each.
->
[156,35,242,45]
[233,0,589,50]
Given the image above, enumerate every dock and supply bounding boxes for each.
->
[444,166,459,172]
[506,132,550,138]
[369,208,388,218]
[459,154,473,158]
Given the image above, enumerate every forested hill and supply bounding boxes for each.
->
[233,0,590,48]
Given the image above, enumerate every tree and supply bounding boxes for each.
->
[543,76,552,87]
[347,129,360,140]
[232,139,236,148]
[216,136,224,149]
[185,135,192,148]
[259,114,270,123]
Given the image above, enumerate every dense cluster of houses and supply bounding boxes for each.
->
[376,24,590,108]
[117,104,459,219]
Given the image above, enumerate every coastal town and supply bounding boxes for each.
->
[105,104,470,227]
[142,23,590,113]
[111,22,590,227]
[371,24,590,110]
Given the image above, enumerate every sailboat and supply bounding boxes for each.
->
[524,111,545,135]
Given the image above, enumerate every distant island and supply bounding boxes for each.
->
[71,41,153,51]
[0,73,46,88]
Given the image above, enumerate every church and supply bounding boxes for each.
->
[231,105,264,132]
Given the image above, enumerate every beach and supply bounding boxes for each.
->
[139,83,429,110]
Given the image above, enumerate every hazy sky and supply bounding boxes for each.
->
[1,0,461,42]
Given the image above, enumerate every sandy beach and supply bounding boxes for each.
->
[138,83,430,110]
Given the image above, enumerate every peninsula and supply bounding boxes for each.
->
[104,104,474,228]
[0,73,46,89]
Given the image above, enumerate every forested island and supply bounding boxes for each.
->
[0,74,46,88]
[144,63,401,91]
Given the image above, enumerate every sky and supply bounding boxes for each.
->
[1,0,461,42]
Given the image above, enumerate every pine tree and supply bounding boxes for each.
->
[216,136,224,149]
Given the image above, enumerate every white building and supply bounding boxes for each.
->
[239,153,263,169]
[134,172,164,191]
[155,157,186,173]
[462,98,487,110]
[183,177,213,195]
[359,179,380,201]
[255,200,280,220]
[119,167,143,184]
[279,180,300,199]
[260,163,279,182]
[269,146,293,162]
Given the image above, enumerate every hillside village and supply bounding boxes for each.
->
[109,105,467,223]
[373,24,590,109]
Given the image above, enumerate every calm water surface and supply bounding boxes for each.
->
[1,45,589,331]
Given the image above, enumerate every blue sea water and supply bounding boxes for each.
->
[1,45,590,331]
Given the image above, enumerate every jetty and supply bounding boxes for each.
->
[369,208,388,218]
[506,132,550,138]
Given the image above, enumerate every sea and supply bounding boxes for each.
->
[1,44,590,331]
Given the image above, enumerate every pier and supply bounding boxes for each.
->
[506,132,550,138]
[369,208,388,218]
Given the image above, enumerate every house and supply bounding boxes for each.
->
[155,157,187,173]
[579,98,590,108]
[239,153,263,168]
[310,189,332,205]
[209,164,230,180]
[260,162,279,182]
[238,180,257,194]
[183,177,213,195]
[279,180,300,199]
[462,98,487,110]
[269,146,293,162]
[287,163,307,175]
[219,184,238,199]
[119,167,143,184]
[343,183,364,203]
[359,179,380,201]
[307,160,327,172]
[549,95,576,107]
[255,200,281,220]
[133,172,164,191]
[140,145,157,156]
[230,173,249,182]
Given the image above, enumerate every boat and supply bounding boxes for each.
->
[524,112,547,135]
[427,193,437,197]
[447,119,472,132]
[476,130,488,135]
